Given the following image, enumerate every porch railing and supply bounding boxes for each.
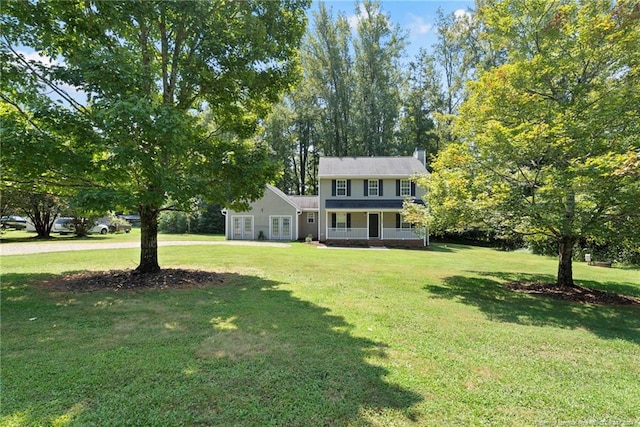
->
[327,227,422,240]
[382,228,422,240]
[327,228,367,239]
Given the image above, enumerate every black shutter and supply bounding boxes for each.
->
[347,214,351,228]
[379,180,383,196]
[332,180,336,196]
[396,180,401,196]
[396,214,401,229]
[411,182,416,197]
[347,180,351,196]
[331,213,336,228]
[364,180,368,197]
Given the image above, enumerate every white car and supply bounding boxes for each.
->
[53,217,110,235]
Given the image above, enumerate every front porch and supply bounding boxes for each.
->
[325,211,427,246]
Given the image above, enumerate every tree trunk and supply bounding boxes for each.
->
[136,205,161,273]
[557,235,575,287]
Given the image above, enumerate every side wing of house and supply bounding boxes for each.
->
[318,154,429,246]
[223,185,300,241]
[288,195,319,241]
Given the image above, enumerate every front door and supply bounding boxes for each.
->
[368,213,379,238]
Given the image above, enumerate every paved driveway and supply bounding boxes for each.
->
[0,240,290,256]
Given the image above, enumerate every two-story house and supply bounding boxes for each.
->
[318,153,428,246]
[223,150,429,246]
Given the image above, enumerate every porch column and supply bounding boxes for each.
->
[366,211,369,241]
[325,210,329,241]
[381,211,384,240]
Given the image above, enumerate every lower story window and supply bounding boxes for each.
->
[307,212,315,223]
[336,212,347,229]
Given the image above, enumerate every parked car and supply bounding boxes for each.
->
[108,221,132,233]
[118,214,140,227]
[90,223,110,235]
[0,215,28,230]
[95,216,132,233]
[53,217,110,235]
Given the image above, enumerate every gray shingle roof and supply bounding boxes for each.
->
[287,195,319,210]
[318,157,428,177]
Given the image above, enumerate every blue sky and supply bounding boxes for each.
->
[310,0,475,59]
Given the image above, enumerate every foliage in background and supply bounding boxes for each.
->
[421,0,640,284]
[158,201,224,235]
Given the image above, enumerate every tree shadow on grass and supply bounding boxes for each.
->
[1,272,422,426]
[425,274,640,345]
[476,271,640,300]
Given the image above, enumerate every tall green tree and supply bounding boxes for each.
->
[425,0,640,287]
[263,84,320,196]
[429,8,479,147]
[352,0,406,156]
[303,3,354,157]
[2,0,309,272]
[400,49,442,166]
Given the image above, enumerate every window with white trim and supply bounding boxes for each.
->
[336,212,347,229]
[307,212,315,223]
[368,179,379,196]
[336,179,347,196]
[400,179,411,196]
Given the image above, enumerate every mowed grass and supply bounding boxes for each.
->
[1,240,639,426]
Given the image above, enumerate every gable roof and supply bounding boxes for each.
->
[266,184,302,212]
[318,156,428,178]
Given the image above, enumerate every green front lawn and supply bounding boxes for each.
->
[1,242,638,426]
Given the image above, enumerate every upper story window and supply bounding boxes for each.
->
[400,179,411,197]
[368,179,379,196]
[336,179,347,196]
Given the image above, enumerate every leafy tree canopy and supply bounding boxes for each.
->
[418,0,640,286]
[1,0,310,272]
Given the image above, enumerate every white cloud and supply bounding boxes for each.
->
[16,49,87,104]
[19,49,60,66]
[453,8,472,21]
[346,2,388,31]
[347,13,360,30]
[407,13,432,37]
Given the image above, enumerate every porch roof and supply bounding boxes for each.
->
[325,199,423,210]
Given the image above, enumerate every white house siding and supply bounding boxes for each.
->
[318,178,427,243]
[226,186,299,241]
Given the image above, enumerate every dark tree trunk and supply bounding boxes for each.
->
[557,188,576,287]
[557,236,575,287]
[136,205,161,273]
[25,193,59,238]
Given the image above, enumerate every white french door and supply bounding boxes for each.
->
[270,216,292,240]
[232,216,253,240]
